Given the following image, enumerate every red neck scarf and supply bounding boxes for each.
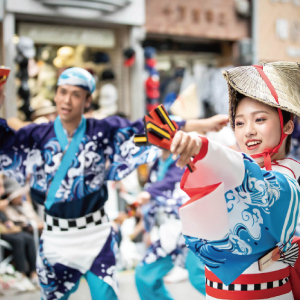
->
[248,65,288,171]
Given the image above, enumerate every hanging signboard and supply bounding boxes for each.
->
[18,23,115,48]
[145,0,249,41]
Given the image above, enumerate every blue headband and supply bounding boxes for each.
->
[57,67,96,94]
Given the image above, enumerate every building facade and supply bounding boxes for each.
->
[143,0,251,117]
[144,0,251,71]
[1,0,146,119]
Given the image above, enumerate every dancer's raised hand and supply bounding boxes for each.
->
[170,131,202,169]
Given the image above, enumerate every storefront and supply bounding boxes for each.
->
[2,0,146,120]
[143,0,251,117]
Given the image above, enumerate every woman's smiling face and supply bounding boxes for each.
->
[234,97,283,165]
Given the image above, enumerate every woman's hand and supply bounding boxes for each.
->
[170,131,202,169]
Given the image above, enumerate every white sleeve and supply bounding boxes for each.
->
[182,136,245,193]
[180,182,230,240]
[179,136,247,241]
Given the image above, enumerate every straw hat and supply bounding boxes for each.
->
[31,99,57,120]
[222,61,300,129]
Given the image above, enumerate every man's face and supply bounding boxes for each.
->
[54,85,91,123]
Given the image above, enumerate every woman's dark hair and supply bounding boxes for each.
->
[282,109,293,155]
[235,92,293,155]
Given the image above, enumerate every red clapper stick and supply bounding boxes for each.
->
[134,104,196,172]
[0,67,10,87]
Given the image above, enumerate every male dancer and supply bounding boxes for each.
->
[0,67,228,299]
[135,148,206,300]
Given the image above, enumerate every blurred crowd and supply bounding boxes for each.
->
[0,175,41,293]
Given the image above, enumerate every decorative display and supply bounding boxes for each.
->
[144,47,160,112]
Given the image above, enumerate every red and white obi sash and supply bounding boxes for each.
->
[205,238,300,300]
[205,266,291,300]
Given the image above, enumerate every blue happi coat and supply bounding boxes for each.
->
[142,155,188,232]
[0,116,158,219]
[140,153,189,267]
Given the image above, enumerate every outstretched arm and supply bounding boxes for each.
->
[174,132,299,248]
[0,119,43,184]
[170,132,244,192]
[182,114,229,134]
[102,116,161,181]
[103,114,228,181]
[0,75,46,184]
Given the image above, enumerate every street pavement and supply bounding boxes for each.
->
[2,270,204,300]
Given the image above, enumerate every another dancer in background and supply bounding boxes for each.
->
[135,147,206,300]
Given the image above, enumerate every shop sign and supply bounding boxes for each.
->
[18,23,115,48]
[145,0,249,40]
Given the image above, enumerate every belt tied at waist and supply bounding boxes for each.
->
[44,207,108,232]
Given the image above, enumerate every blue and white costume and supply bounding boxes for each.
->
[179,136,300,300]
[135,153,206,300]
[0,68,159,300]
